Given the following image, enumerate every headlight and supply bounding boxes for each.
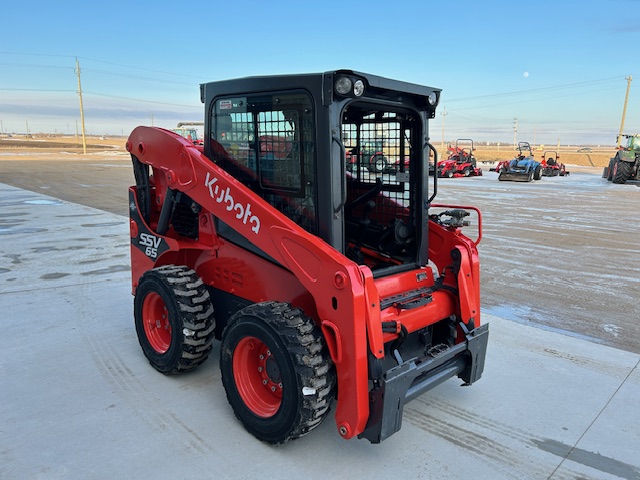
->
[353,80,365,97]
[428,92,438,106]
[335,77,353,95]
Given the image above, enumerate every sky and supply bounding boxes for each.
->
[1,0,638,145]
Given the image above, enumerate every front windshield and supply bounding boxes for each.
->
[340,103,422,270]
[627,136,640,151]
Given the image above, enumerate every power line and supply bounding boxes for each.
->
[0,88,75,92]
[77,56,203,80]
[446,85,623,111]
[0,87,199,109]
[445,77,623,103]
[0,62,196,86]
[83,91,200,109]
[0,51,204,84]
[0,61,73,70]
[0,51,74,59]
[0,51,200,77]
[82,68,194,85]
[444,110,512,123]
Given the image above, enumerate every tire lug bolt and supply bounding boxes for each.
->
[271,386,276,392]
[259,354,264,360]
[257,367,263,372]
[266,350,271,356]
[263,379,268,385]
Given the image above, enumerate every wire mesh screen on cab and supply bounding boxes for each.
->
[210,92,317,235]
[342,106,419,270]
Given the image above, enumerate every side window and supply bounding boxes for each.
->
[210,92,317,235]
[257,110,300,189]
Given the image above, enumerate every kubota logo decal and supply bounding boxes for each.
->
[205,172,261,234]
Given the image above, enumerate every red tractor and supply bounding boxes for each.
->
[126,70,488,444]
[490,160,509,174]
[540,151,569,176]
[345,139,391,173]
[437,139,482,178]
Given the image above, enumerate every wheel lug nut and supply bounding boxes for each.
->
[257,367,263,372]
[271,386,276,392]
[263,379,268,385]
[259,354,264,360]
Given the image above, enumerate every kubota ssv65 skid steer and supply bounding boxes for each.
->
[127,69,489,444]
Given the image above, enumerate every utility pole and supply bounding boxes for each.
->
[75,57,87,154]
[441,107,447,148]
[617,75,632,147]
[513,117,518,148]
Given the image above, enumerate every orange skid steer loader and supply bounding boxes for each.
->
[127,70,489,444]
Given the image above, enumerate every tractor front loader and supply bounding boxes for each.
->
[498,142,542,182]
[127,70,488,444]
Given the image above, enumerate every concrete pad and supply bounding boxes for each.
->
[1,183,639,480]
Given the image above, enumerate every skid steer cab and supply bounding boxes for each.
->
[127,70,488,444]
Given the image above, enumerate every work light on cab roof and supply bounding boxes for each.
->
[335,75,365,97]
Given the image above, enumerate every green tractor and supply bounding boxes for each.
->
[604,134,640,183]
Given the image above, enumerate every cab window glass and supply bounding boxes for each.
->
[210,92,316,234]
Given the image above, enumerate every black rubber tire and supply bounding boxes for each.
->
[134,265,215,374]
[220,301,335,444]
[607,158,615,181]
[533,165,542,180]
[446,170,454,178]
[369,154,388,173]
[613,158,631,184]
[462,167,471,177]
